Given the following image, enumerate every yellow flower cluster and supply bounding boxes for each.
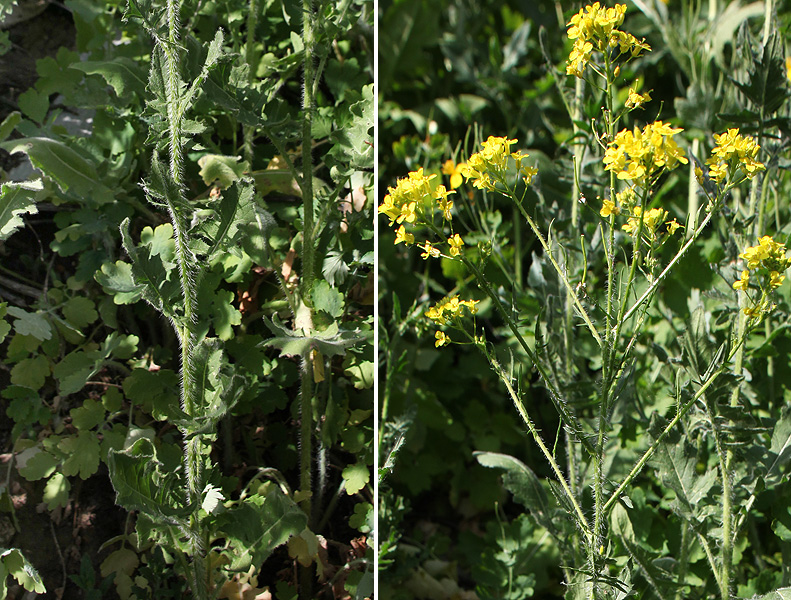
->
[706,129,764,184]
[426,296,480,347]
[379,167,457,246]
[459,136,537,190]
[603,121,688,186]
[426,296,479,327]
[734,236,791,317]
[566,3,650,77]
[620,206,681,240]
[379,168,441,228]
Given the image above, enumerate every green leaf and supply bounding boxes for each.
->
[70,398,106,431]
[17,88,49,123]
[53,348,103,396]
[0,137,113,204]
[95,260,143,304]
[766,409,791,486]
[344,360,374,390]
[652,429,716,519]
[342,462,370,495]
[732,34,789,116]
[201,483,225,514]
[751,588,791,600]
[107,437,191,523]
[70,57,147,99]
[61,296,98,328]
[139,223,175,260]
[43,472,71,510]
[122,368,182,421]
[201,180,256,260]
[59,431,101,479]
[322,250,349,287]
[119,218,180,316]
[349,502,372,532]
[475,451,553,531]
[0,304,10,344]
[197,154,249,189]
[1,548,46,593]
[10,355,50,390]
[312,280,344,318]
[0,179,43,241]
[211,289,241,340]
[264,315,365,359]
[6,306,51,340]
[215,489,307,571]
[239,205,277,266]
[0,111,21,143]
[16,446,58,481]
[328,83,374,175]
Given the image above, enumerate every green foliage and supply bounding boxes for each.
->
[1,0,372,594]
[379,1,791,599]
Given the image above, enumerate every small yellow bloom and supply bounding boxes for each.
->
[770,271,785,289]
[625,88,651,109]
[522,165,539,185]
[448,234,465,256]
[419,241,440,260]
[460,299,480,314]
[666,219,682,235]
[733,270,750,291]
[435,330,450,347]
[442,160,466,190]
[378,194,401,226]
[394,225,415,246]
[786,57,791,83]
[434,184,455,220]
[600,199,619,217]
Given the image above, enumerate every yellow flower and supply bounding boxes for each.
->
[448,234,465,256]
[426,295,477,326]
[733,270,750,291]
[394,225,415,246]
[666,219,682,235]
[460,299,480,314]
[522,165,539,185]
[566,39,594,77]
[600,199,619,217]
[622,206,667,239]
[380,168,437,227]
[435,330,450,347]
[706,128,764,183]
[786,57,791,83]
[442,160,466,190]
[565,3,649,77]
[378,194,401,226]
[419,241,440,259]
[770,271,785,289]
[625,88,651,109]
[434,184,455,220]
[604,121,687,186]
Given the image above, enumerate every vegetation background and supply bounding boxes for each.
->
[378,0,791,599]
[0,0,373,597]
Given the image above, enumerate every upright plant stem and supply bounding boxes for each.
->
[243,0,259,165]
[162,0,206,596]
[298,0,316,596]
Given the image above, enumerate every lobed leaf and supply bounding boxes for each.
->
[0,137,114,204]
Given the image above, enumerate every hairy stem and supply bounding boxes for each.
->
[298,0,317,596]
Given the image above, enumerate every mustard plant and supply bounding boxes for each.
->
[380,3,791,599]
